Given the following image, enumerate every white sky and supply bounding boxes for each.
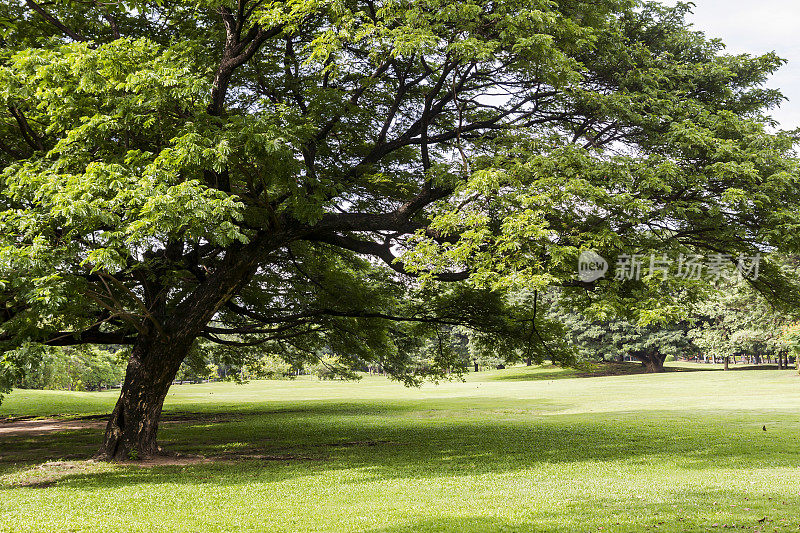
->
[664,0,800,130]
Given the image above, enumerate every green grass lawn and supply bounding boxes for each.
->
[1,364,799,532]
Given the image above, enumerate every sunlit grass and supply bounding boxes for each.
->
[1,365,799,532]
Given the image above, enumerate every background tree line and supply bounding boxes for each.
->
[10,271,799,392]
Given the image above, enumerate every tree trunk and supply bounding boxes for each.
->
[88,226,360,459]
[473,361,479,372]
[642,357,665,373]
[724,356,729,371]
[97,335,191,460]
[95,236,276,460]
[633,350,666,373]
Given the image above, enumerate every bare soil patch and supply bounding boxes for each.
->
[0,413,241,438]
[0,418,105,437]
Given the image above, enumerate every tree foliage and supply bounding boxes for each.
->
[0,0,798,456]
[689,277,790,364]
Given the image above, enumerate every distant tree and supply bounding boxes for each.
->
[781,323,800,373]
[2,0,799,459]
[690,280,790,369]
[74,347,128,390]
[12,346,125,390]
[557,313,692,373]
[174,347,220,383]
[234,352,294,380]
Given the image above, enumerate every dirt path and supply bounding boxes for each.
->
[0,418,106,437]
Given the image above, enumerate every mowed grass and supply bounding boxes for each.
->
[1,364,800,532]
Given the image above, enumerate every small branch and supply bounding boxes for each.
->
[451,67,471,176]
[98,272,167,337]
[42,329,136,346]
[201,326,322,346]
[98,6,120,39]
[313,57,394,143]
[85,290,148,336]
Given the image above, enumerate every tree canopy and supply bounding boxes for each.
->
[1,0,798,458]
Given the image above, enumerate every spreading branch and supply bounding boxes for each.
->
[25,0,87,41]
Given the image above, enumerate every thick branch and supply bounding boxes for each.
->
[208,10,284,116]
[8,107,44,151]
[25,0,87,41]
[311,233,469,282]
[0,328,139,347]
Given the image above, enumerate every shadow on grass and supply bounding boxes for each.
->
[483,362,706,382]
[725,364,790,371]
[480,369,580,382]
[484,362,798,382]
[2,399,798,491]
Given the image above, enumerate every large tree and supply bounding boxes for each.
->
[569,316,693,373]
[1,0,798,459]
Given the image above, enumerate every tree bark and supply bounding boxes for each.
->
[97,335,191,460]
[642,358,665,373]
[95,234,281,460]
[724,356,729,371]
[635,351,666,373]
